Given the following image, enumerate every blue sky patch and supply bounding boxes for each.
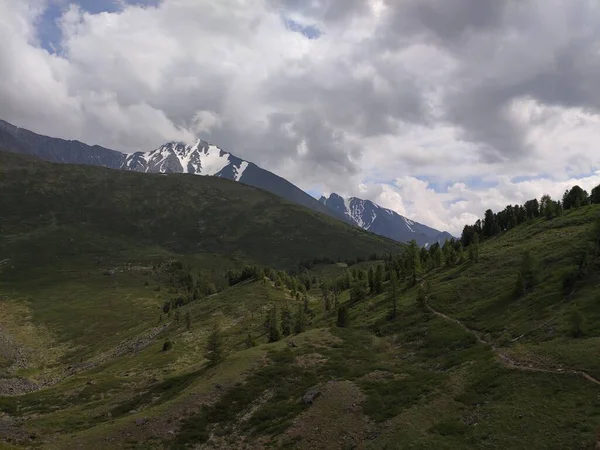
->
[37,0,161,53]
[510,174,548,183]
[283,17,322,39]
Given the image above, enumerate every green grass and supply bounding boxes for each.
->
[0,151,402,272]
[172,348,319,448]
[3,153,600,449]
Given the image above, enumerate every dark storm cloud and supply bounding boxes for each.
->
[355,0,600,162]
[404,0,511,43]
[209,109,360,186]
[443,86,527,162]
[258,0,539,165]
[524,39,600,111]
[263,61,428,137]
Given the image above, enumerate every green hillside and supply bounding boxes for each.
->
[1,151,600,449]
[0,151,401,272]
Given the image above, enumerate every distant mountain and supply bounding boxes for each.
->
[0,119,124,168]
[121,141,346,222]
[0,119,345,223]
[319,193,453,246]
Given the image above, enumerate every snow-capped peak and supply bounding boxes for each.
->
[319,193,452,246]
[341,196,378,230]
[121,140,250,181]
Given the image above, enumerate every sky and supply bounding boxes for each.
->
[2,0,600,235]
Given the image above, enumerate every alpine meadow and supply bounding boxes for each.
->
[1,148,600,449]
[3,1,600,449]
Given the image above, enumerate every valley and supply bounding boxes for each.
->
[1,152,600,449]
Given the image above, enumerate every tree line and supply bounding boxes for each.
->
[461,184,600,247]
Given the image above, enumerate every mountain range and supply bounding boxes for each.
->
[0,118,451,244]
[3,136,599,450]
[319,193,453,247]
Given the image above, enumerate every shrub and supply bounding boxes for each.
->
[569,305,585,338]
[337,305,349,327]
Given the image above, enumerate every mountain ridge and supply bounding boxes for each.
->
[0,119,347,223]
[320,192,453,246]
[120,139,349,223]
[0,118,453,237]
[0,150,402,270]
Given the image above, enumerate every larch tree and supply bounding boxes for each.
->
[469,233,480,263]
[368,266,375,293]
[267,307,281,343]
[591,184,600,204]
[281,305,293,336]
[294,303,307,334]
[205,324,224,366]
[374,265,384,294]
[337,305,349,328]
[407,240,422,286]
[389,269,398,319]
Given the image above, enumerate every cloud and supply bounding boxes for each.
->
[192,110,222,134]
[1,0,600,233]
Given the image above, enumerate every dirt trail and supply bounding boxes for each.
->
[425,298,600,387]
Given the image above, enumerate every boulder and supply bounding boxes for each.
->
[302,388,321,405]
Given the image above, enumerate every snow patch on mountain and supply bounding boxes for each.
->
[319,193,453,246]
[365,210,377,230]
[121,140,249,181]
[338,197,379,230]
[234,161,249,181]
[200,145,230,176]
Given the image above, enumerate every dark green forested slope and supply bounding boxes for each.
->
[0,151,401,272]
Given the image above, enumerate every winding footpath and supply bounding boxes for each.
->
[424,298,600,387]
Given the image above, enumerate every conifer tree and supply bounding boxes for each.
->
[368,266,375,293]
[457,244,467,264]
[245,333,256,348]
[185,270,197,302]
[434,245,443,267]
[520,251,540,289]
[569,305,585,338]
[281,305,293,336]
[267,307,281,343]
[416,284,427,309]
[332,286,339,309]
[389,269,398,319]
[205,324,224,366]
[407,240,422,286]
[592,219,600,250]
[444,242,457,267]
[374,265,384,294]
[321,281,331,311]
[563,186,589,210]
[337,305,349,327]
[350,276,369,302]
[513,271,525,298]
[344,270,352,290]
[513,251,540,298]
[294,303,307,334]
[469,233,480,263]
[591,184,600,204]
